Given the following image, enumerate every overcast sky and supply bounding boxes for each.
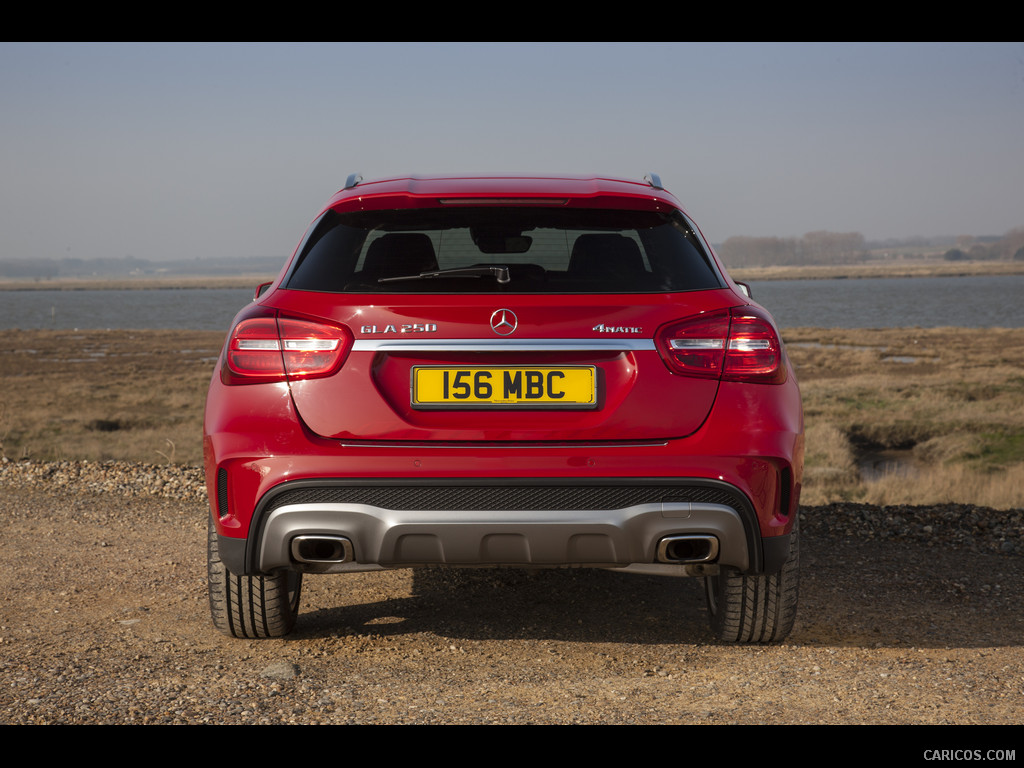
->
[2,42,1022,264]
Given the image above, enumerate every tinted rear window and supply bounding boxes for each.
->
[285,207,723,294]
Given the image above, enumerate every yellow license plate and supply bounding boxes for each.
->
[412,366,597,408]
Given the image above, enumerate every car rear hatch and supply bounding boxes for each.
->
[268,289,744,442]
[261,198,750,443]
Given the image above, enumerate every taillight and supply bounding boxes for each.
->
[656,307,785,384]
[224,311,351,384]
[656,311,730,379]
[723,309,784,383]
[277,317,350,378]
[227,316,284,378]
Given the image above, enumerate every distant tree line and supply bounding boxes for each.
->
[0,258,61,279]
[0,256,150,280]
[716,231,867,267]
[4,230,1023,279]
[0,255,286,280]
[717,227,1024,268]
[943,228,1024,262]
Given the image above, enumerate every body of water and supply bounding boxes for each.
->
[0,288,255,331]
[747,274,1022,329]
[0,275,1021,330]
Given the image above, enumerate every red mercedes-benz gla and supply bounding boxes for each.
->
[204,173,803,642]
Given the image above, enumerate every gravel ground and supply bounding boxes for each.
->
[1,459,1022,725]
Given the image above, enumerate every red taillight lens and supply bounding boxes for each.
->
[656,311,730,379]
[724,309,784,382]
[277,317,349,378]
[657,307,785,384]
[225,313,351,383]
[227,316,284,377]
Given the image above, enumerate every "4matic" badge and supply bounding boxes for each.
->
[592,323,643,334]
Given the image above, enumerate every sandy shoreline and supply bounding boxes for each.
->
[2,260,1024,291]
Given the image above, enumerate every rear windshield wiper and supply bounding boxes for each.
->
[378,266,511,284]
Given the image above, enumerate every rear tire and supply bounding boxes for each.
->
[704,514,799,643]
[207,517,302,638]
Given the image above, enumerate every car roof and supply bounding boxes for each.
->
[321,174,687,214]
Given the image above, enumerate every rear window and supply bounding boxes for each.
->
[285,207,723,294]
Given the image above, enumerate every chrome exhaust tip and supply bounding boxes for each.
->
[291,535,354,565]
[657,535,719,564]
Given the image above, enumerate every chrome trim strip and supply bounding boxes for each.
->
[338,441,670,449]
[352,338,656,352]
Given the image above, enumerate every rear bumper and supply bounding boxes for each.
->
[214,477,794,578]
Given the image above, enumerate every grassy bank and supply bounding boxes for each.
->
[789,326,1024,508]
[1,327,1021,509]
[730,260,1024,282]
[0,329,223,467]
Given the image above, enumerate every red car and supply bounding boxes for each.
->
[204,173,803,643]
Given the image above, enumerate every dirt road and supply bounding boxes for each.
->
[1,474,1021,725]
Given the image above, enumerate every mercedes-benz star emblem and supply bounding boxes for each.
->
[490,308,518,336]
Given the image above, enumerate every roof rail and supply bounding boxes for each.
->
[643,173,663,190]
[344,173,363,190]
